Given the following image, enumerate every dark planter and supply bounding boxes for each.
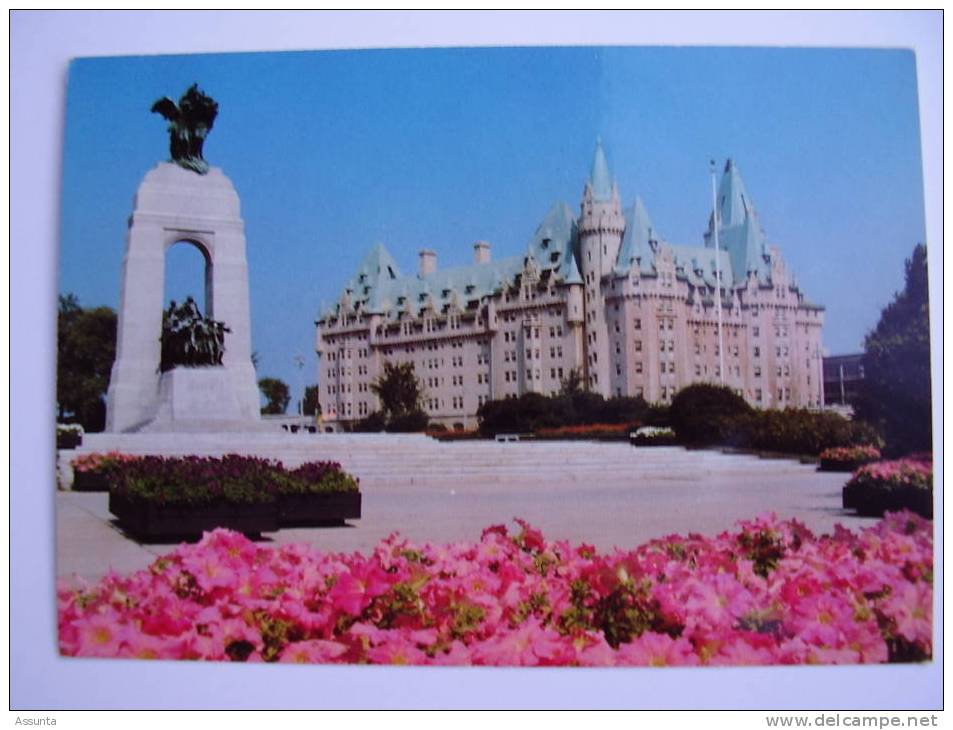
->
[109,493,278,542]
[278,491,362,527]
[820,459,866,473]
[73,471,111,492]
[843,485,932,519]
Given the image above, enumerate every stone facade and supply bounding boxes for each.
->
[316,143,825,431]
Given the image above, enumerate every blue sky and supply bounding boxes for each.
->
[59,46,926,407]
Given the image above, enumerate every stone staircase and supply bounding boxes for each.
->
[59,432,819,491]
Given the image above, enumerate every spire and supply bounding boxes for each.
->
[589,137,612,202]
[616,196,656,274]
[716,159,754,229]
[705,159,769,285]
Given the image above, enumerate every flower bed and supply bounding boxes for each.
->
[534,422,636,441]
[277,462,361,526]
[71,452,140,492]
[843,457,933,519]
[630,426,677,447]
[819,445,882,472]
[59,512,932,666]
[107,455,361,539]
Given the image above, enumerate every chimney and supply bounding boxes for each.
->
[473,240,491,264]
[418,249,437,277]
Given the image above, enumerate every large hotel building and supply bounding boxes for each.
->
[316,142,825,431]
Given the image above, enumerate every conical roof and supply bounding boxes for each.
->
[589,138,613,202]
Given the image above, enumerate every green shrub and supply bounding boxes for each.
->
[351,411,387,432]
[476,391,652,436]
[732,409,881,455]
[387,409,430,433]
[669,384,752,445]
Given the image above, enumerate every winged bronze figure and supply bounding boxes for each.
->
[151,84,219,174]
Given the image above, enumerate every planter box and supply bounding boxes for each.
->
[109,493,278,542]
[820,459,866,473]
[843,485,932,519]
[278,491,362,527]
[73,471,111,492]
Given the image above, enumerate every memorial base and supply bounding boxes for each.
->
[138,367,271,433]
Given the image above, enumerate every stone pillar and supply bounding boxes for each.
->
[105,162,261,432]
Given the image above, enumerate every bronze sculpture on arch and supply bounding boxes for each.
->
[151,84,219,175]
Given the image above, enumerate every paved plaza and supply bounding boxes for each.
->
[57,435,873,581]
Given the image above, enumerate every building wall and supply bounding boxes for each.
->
[317,252,824,430]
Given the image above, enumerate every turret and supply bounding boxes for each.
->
[576,139,624,395]
[578,138,625,278]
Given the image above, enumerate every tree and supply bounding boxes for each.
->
[259,377,290,415]
[370,361,429,432]
[302,384,321,417]
[371,362,424,419]
[57,294,117,432]
[854,244,932,456]
[559,368,584,397]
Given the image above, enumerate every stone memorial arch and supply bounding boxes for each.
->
[105,86,261,432]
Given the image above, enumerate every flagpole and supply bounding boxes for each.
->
[710,160,725,385]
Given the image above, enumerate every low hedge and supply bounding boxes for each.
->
[667,384,882,456]
[842,456,932,518]
[109,454,359,507]
[728,409,882,456]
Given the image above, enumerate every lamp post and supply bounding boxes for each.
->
[293,353,305,416]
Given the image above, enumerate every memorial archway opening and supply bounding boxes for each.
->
[164,238,213,318]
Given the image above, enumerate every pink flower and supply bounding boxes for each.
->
[279,640,349,664]
[615,632,700,667]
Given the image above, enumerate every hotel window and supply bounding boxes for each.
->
[753,347,760,358]
[634,319,641,330]
[635,362,643,374]
[754,366,761,378]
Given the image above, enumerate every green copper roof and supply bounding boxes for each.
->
[704,159,771,286]
[329,202,581,321]
[589,138,613,202]
[668,243,733,289]
[616,196,656,275]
